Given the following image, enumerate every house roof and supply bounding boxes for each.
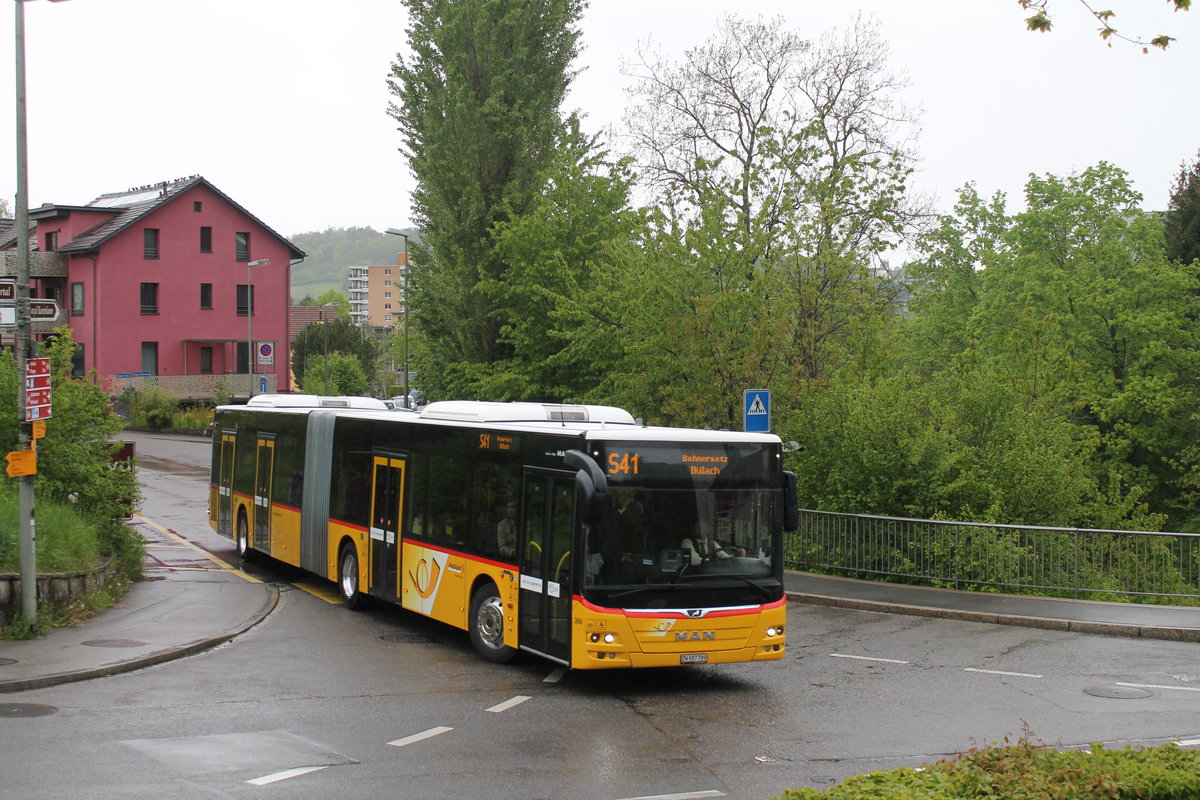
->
[41,175,305,259]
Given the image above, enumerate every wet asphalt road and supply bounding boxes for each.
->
[2,431,1197,800]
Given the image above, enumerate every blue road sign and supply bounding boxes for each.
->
[744,389,770,432]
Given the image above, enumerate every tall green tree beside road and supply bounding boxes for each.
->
[621,16,922,427]
[388,0,585,399]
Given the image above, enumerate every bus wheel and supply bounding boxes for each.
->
[338,544,363,610]
[469,583,515,663]
[236,513,255,562]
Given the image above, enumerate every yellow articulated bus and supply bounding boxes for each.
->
[209,395,797,669]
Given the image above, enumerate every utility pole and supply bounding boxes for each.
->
[14,0,37,622]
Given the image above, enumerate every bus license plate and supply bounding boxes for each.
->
[680,653,708,664]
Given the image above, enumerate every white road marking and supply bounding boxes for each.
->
[246,766,328,786]
[1117,682,1200,693]
[615,791,725,800]
[830,653,910,664]
[486,695,532,713]
[1175,738,1200,747]
[964,668,1043,679]
[544,668,566,683]
[388,726,454,747]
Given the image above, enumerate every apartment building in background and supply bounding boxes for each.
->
[348,251,408,332]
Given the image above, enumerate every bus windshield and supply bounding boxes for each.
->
[582,441,784,610]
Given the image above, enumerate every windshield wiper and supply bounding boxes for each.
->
[604,583,675,603]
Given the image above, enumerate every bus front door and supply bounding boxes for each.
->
[518,471,574,665]
[216,432,236,537]
[369,454,407,601]
[253,437,275,550]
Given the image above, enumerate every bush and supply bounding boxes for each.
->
[134,385,179,430]
[774,739,1200,800]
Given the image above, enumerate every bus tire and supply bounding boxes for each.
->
[468,583,515,664]
[236,512,256,562]
[338,543,363,610]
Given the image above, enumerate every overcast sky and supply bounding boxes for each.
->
[2,0,1197,241]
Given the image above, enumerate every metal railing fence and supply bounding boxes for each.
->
[786,509,1200,601]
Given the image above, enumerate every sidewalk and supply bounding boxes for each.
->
[0,516,278,694]
[785,571,1200,643]
[4,566,1197,693]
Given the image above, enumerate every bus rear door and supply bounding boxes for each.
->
[216,431,236,537]
[518,470,574,664]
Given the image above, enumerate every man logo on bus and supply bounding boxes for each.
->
[675,631,717,641]
[686,609,704,618]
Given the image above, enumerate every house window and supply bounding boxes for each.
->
[236,284,254,316]
[200,226,212,253]
[70,282,85,316]
[200,283,213,309]
[71,343,84,379]
[193,201,203,212]
[200,346,213,373]
[140,282,159,314]
[235,232,250,261]
[44,231,58,251]
[141,342,159,375]
[144,228,160,259]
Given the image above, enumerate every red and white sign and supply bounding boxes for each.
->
[256,342,275,366]
[25,358,51,421]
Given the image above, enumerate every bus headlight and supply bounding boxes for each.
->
[603,633,615,644]
[766,626,784,637]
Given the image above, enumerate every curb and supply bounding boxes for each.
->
[0,584,279,694]
[786,590,1200,643]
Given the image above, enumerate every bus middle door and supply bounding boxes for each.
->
[518,470,575,665]
[253,436,275,551]
[369,454,406,601]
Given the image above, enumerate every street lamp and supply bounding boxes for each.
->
[14,0,75,623]
[384,228,410,409]
[320,301,337,394]
[246,258,269,398]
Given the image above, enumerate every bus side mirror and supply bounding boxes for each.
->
[783,471,799,532]
[564,449,607,526]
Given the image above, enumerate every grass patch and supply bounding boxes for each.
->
[1,483,144,638]
[0,487,102,573]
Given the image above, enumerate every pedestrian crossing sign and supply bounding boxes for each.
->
[743,389,770,432]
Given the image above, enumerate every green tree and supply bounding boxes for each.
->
[904,163,1200,528]
[290,316,378,388]
[482,120,642,402]
[388,0,584,399]
[620,15,921,426]
[299,352,370,396]
[1164,149,1200,265]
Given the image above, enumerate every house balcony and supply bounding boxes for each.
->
[2,250,68,278]
[108,372,278,402]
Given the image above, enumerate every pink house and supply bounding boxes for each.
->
[2,175,304,400]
